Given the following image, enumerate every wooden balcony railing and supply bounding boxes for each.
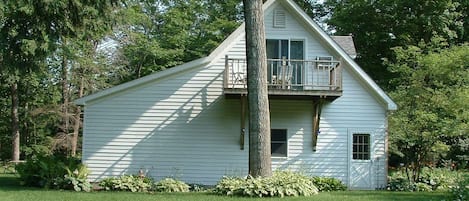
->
[223,55,343,98]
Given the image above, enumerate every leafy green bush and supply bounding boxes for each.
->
[188,183,211,192]
[387,177,416,191]
[415,182,432,192]
[310,176,347,192]
[99,175,153,192]
[15,153,82,188]
[387,168,462,192]
[54,164,92,192]
[214,171,319,197]
[419,167,458,191]
[450,174,469,201]
[154,178,190,192]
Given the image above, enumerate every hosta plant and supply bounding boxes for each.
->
[214,171,319,197]
[154,178,190,192]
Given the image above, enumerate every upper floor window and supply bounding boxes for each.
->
[266,39,304,86]
[266,39,304,60]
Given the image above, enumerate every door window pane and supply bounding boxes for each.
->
[352,134,370,160]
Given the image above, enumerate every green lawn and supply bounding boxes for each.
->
[0,174,449,201]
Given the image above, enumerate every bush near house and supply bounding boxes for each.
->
[99,175,154,192]
[213,171,319,197]
[154,178,190,192]
[15,153,91,191]
[311,176,347,192]
[98,175,192,193]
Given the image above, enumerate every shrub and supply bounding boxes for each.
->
[387,177,416,191]
[450,174,469,201]
[54,164,92,192]
[15,153,82,188]
[99,175,153,192]
[214,171,319,197]
[154,178,190,192]
[387,168,462,192]
[188,183,211,192]
[419,167,457,191]
[213,176,245,195]
[415,182,432,192]
[310,176,347,192]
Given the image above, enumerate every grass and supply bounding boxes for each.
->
[0,173,450,201]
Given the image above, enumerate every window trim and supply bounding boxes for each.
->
[266,39,305,60]
[352,133,371,160]
[271,129,288,158]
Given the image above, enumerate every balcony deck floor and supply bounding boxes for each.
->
[224,88,342,100]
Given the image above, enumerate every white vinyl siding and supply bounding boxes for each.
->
[82,63,249,184]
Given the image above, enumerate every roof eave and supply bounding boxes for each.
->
[74,57,211,106]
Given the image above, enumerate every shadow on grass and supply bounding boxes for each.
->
[0,174,42,191]
[328,191,449,201]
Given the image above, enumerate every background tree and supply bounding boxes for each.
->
[243,0,272,177]
[388,40,469,180]
[324,0,467,88]
[0,0,117,161]
[111,0,242,82]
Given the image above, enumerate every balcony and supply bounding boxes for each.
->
[223,56,343,100]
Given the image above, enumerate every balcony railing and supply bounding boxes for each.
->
[223,56,342,97]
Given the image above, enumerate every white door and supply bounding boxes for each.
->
[349,133,374,189]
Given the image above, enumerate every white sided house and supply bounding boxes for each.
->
[75,0,397,190]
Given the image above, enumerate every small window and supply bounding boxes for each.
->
[352,134,370,160]
[271,129,287,157]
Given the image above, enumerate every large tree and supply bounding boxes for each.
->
[243,0,272,177]
[388,40,469,180]
[0,0,116,161]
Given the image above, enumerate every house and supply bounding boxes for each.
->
[75,0,397,190]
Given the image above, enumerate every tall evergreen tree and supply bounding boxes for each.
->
[0,0,116,161]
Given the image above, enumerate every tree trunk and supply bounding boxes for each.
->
[243,0,272,177]
[11,82,20,161]
[61,38,70,153]
[71,76,84,157]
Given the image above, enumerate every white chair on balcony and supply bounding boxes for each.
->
[278,64,293,89]
[231,62,246,88]
[234,72,246,86]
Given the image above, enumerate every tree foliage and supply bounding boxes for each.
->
[112,0,242,82]
[0,0,117,160]
[388,40,469,180]
[0,0,244,160]
[324,0,468,88]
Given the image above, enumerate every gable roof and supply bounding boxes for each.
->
[76,0,396,111]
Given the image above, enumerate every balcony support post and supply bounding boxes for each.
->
[240,94,247,150]
[312,98,324,152]
[224,55,229,88]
